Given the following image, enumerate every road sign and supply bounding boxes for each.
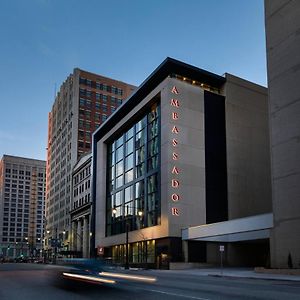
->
[219,245,225,252]
[97,246,104,256]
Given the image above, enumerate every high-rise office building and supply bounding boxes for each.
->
[265,0,300,268]
[45,68,135,257]
[0,155,46,259]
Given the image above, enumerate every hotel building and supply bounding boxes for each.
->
[92,58,272,268]
[0,155,46,259]
[45,68,135,257]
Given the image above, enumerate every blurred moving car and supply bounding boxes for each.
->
[54,258,156,286]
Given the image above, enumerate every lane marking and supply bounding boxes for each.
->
[142,288,210,300]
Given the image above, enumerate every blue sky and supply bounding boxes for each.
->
[0,0,266,161]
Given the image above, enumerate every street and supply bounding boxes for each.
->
[1,263,300,300]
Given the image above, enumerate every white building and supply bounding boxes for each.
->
[70,152,92,258]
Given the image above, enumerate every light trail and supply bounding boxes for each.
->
[62,272,116,284]
[99,272,157,282]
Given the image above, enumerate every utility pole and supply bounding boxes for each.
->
[54,228,58,264]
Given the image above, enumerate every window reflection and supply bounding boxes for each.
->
[135,129,145,148]
[125,169,133,183]
[135,146,145,166]
[116,160,123,177]
[125,154,133,171]
[125,138,133,155]
[116,146,123,162]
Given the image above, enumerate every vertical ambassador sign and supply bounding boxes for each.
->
[170,86,181,217]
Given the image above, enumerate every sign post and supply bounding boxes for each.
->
[219,245,225,276]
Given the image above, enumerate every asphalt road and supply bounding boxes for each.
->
[0,263,300,300]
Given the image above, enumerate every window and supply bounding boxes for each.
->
[111,86,117,94]
[117,88,123,96]
[86,90,91,98]
[80,98,85,106]
[95,102,101,110]
[78,130,84,140]
[102,114,107,122]
[86,100,91,108]
[95,113,101,122]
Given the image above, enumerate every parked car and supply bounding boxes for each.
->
[34,258,44,264]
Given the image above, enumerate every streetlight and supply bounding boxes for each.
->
[46,228,58,264]
[112,205,143,270]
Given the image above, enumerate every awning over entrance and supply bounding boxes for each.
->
[182,213,273,242]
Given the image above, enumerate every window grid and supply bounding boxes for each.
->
[106,103,160,236]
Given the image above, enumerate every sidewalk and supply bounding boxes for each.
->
[145,267,300,282]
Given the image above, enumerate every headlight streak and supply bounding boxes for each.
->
[62,272,116,284]
[99,272,157,282]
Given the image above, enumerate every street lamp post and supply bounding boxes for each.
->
[125,217,129,269]
[46,228,59,264]
[46,229,50,263]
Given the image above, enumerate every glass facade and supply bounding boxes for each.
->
[106,103,160,236]
[112,240,155,264]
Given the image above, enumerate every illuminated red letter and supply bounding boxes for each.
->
[172,166,179,175]
[170,99,180,108]
[172,152,178,160]
[172,139,178,147]
[171,86,179,94]
[172,112,179,120]
[172,126,179,134]
[171,179,179,188]
[172,207,180,216]
[171,194,180,201]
